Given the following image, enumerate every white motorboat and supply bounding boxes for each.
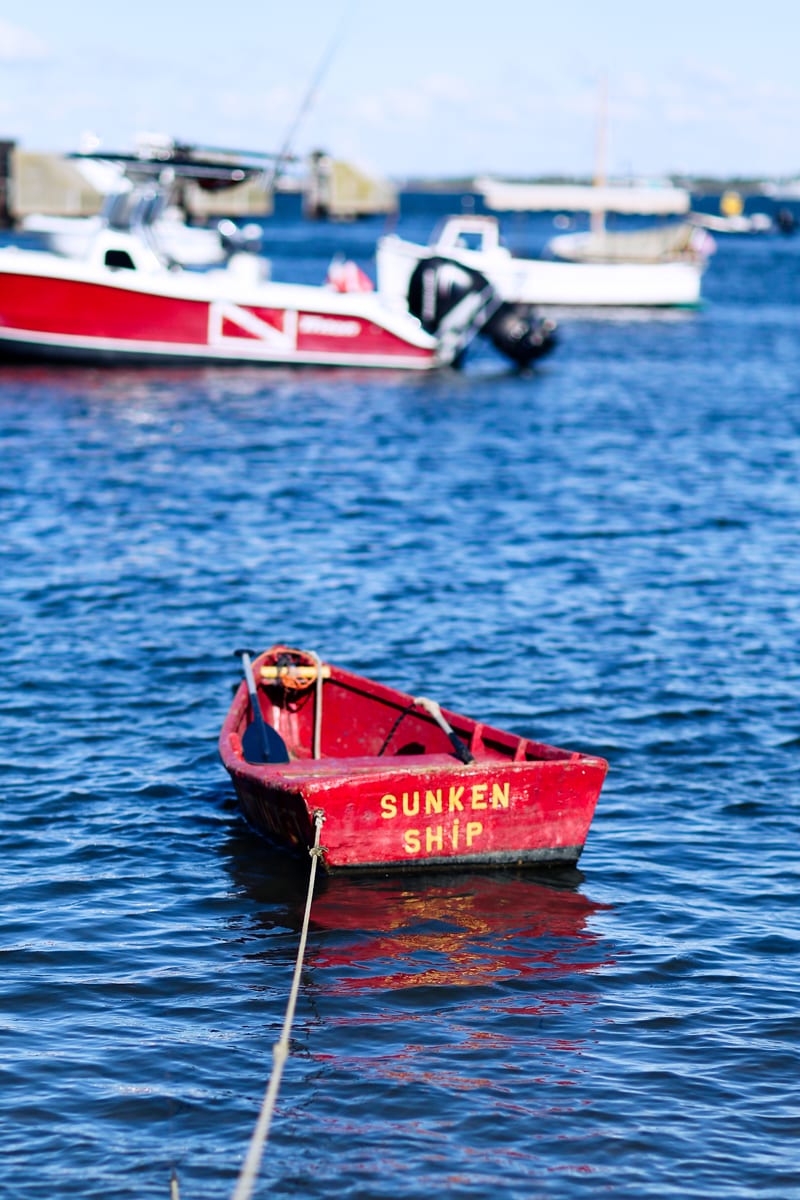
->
[377,214,713,311]
[687,193,774,235]
[688,211,773,235]
[0,152,556,371]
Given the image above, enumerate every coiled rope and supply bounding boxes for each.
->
[230,809,326,1200]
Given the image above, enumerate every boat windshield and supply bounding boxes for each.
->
[103,188,167,232]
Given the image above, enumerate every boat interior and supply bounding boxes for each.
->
[236,646,580,768]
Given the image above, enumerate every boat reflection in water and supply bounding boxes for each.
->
[299,878,613,1170]
[225,834,615,1177]
[307,869,610,995]
[226,829,611,1012]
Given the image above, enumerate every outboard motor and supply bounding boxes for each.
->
[407,255,556,368]
[407,255,497,365]
[776,207,796,236]
[482,302,557,367]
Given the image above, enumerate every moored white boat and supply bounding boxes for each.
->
[476,176,692,217]
[469,98,711,309]
[377,214,712,311]
[546,221,713,263]
[687,188,778,235]
[688,211,773,235]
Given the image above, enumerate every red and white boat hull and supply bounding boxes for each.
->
[0,244,443,370]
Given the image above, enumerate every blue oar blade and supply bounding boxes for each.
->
[241,719,290,764]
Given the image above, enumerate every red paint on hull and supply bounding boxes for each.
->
[0,272,207,342]
[0,270,437,368]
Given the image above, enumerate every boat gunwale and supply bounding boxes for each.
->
[219,650,608,776]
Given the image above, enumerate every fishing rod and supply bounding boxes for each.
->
[262,4,357,196]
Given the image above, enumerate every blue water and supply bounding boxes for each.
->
[2,201,800,1199]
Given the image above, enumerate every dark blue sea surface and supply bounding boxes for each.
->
[2,202,800,1199]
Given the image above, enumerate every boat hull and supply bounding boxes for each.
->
[229,754,606,872]
[377,218,707,310]
[0,260,440,370]
[219,647,608,873]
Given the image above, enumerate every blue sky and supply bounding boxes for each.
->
[1,1,799,180]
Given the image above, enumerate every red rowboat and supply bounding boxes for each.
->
[219,646,608,873]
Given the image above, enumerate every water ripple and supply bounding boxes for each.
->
[1,218,800,1198]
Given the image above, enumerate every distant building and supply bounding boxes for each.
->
[10,148,113,219]
[4,148,273,224]
[305,151,397,220]
[2,145,396,225]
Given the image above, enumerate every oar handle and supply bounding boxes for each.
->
[235,647,258,693]
[415,696,474,764]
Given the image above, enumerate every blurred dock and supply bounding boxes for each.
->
[0,142,397,227]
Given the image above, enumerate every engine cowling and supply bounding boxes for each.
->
[406,255,556,368]
[482,302,557,367]
[407,255,493,333]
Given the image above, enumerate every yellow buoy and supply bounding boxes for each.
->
[721,189,744,217]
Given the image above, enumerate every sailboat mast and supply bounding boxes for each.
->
[591,75,608,235]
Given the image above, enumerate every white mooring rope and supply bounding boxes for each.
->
[230,810,326,1200]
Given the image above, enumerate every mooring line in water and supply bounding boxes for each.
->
[230,810,326,1200]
